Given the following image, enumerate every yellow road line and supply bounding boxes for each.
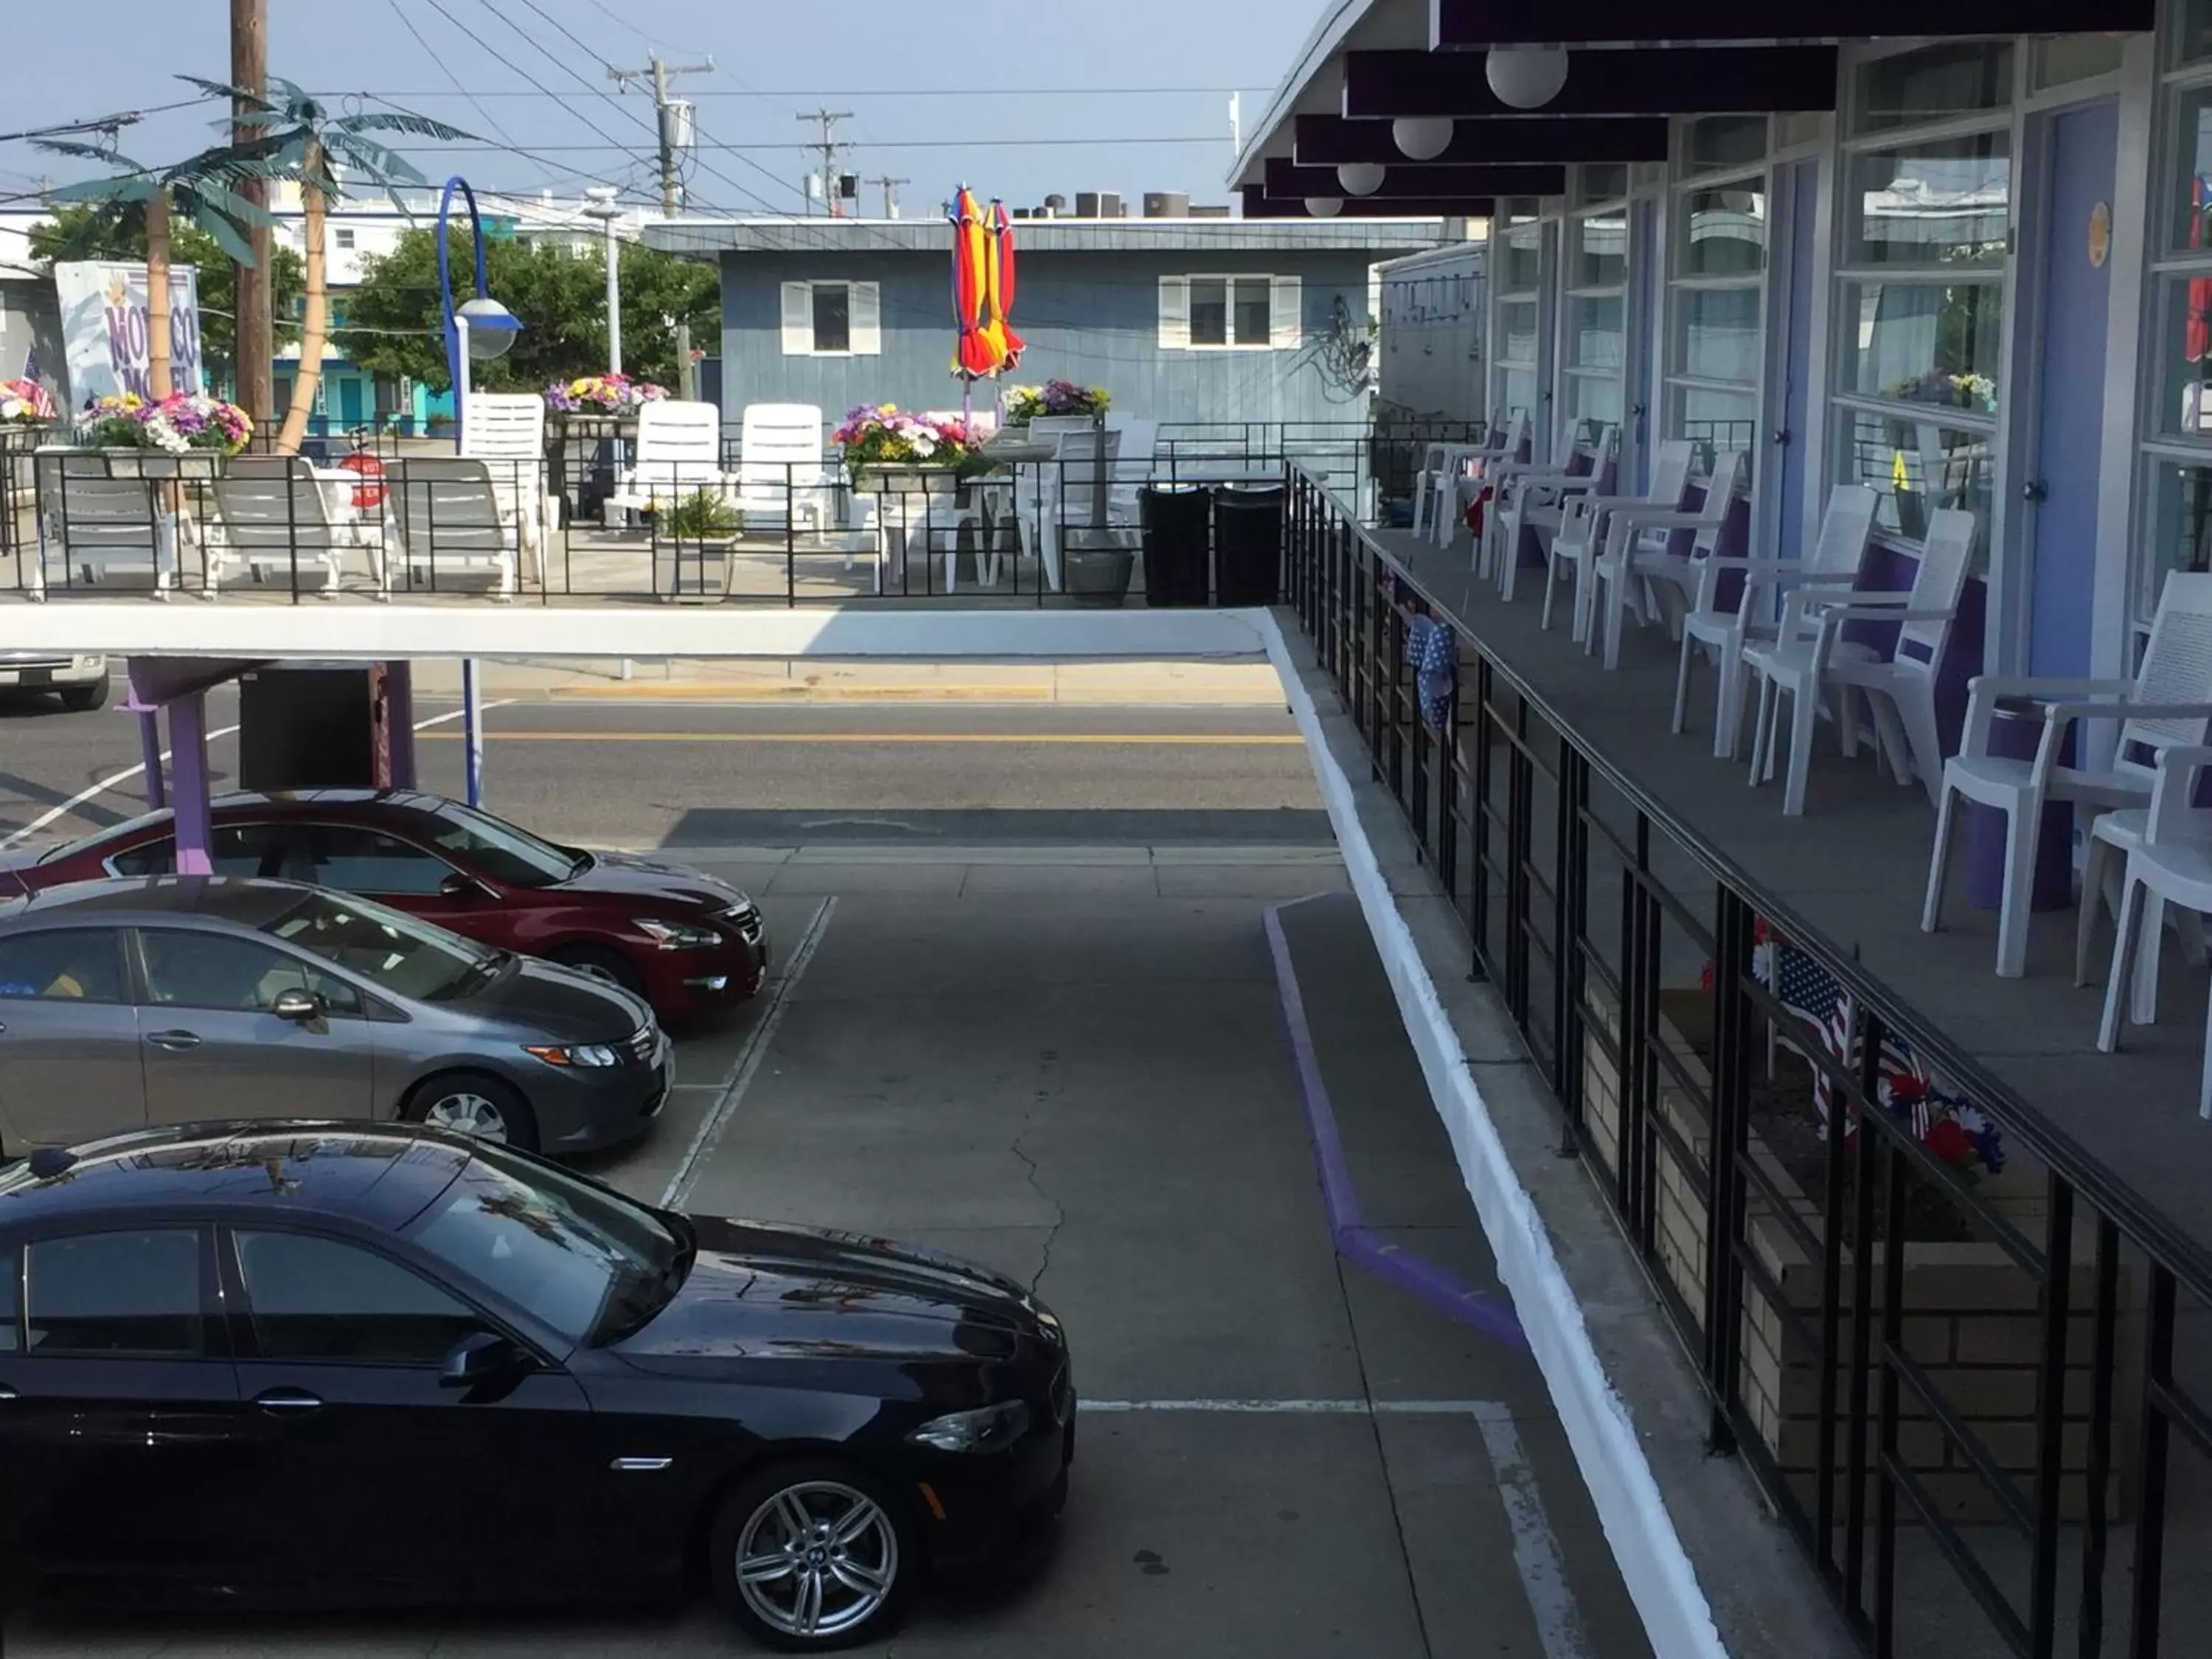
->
[547,684,1054,701]
[416,731,1306,746]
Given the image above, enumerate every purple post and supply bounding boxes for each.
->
[383,661,417,789]
[138,712,167,810]
[167,692,213,876]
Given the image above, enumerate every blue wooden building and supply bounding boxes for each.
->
[647,215,1453,428]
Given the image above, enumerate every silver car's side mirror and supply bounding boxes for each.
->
[272,987,324,1023]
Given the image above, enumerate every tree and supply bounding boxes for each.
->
[30,139,279,401]
[27,204,304,391]
[185,76,470,453]
[340,229,717,394]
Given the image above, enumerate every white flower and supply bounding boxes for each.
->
[908,432,938,458]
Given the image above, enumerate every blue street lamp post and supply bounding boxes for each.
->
[436,177,521,810]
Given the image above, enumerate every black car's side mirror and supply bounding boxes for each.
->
[271,988,325,1023]
[439,872,490,900]
[440,1330,532,1391]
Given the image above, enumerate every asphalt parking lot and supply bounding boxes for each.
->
[4,852,1655,1659]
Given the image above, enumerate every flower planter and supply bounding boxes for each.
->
[1062,546,1135,607]
[1582,983,2132,1526]
[653,534,736,602]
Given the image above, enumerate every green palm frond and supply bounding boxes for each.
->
[175,74,274,113]
[44,175,157,206]
[30,139,142,168]
[340,111,473,144]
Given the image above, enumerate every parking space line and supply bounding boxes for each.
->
[659,897,836,1209]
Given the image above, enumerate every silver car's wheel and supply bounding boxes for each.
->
[734,1481,900,1643]
[420,1090,511,1142]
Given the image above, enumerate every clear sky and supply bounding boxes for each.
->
[4,0,1312,218]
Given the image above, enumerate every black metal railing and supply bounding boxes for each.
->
[1284,462,2212,1659]
[1,422,1476,605]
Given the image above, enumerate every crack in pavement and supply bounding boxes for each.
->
[1012,1052,1068,1295]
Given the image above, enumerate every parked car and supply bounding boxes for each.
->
[6,790,767,1023]
[0,877,669,1156]
[0,1122,1074,1649]
[0,652,108,712]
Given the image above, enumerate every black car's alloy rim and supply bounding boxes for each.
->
[736,1481,898,1639]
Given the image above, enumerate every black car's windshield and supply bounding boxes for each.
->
[407,1143,687,1346]
[420,802,585,888]
[262,889,496,1003]
[38,807,173,865]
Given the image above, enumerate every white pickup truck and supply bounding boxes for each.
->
[0,653,108,711]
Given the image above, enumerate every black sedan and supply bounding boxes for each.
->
[0,1124,1074,1649]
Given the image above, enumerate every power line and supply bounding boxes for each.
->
[796,109,852,217]
[313,86,1279,99]
[372,136,1235,153]
[386,0,520,147]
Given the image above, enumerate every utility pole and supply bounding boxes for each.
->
[869,175,910,219]
[230,0,271,428]
[609,53,714,217]
[796,110,853,216]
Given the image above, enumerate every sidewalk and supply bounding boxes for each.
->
[403,655,1286,704]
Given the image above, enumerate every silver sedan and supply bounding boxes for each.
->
[0,877,670,1157]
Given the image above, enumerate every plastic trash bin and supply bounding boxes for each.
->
[1141,484,1211,607]
[1214,484,1284,606]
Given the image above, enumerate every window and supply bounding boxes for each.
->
[1669,131,1766,467]
[140,929,362,1017]
[235,1231,479,1364]
[1834,411,1997,549]
[24,1230,202,1356]
[1857,41,2014,133]
[307,826,451,895]
[2140,44,2212,620]
[262,888,490,1004]
[1847,134,2011,269]
[0,929,124,1004]
[1564,197,1627,430]
[1158,274,1301,350]
[779,281,881,356]
[417,803,579,889]
[1490,223,1545,422]
[333,227,356,251]
[2032,36,2124,92]
[1,1246,17,1352]
[108,823,292,880]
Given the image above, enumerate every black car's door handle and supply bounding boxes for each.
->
[145,1030,203,1052]
[254,1388,323,1414]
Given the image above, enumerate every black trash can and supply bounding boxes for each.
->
[1140,484,1211,607]
[1214,484,1284,605]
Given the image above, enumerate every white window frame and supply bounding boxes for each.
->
[1158,274,1303,352]
[1665,117,1774,479]
[1562,172,1631,440]
[779,279,882,358]
[333,226,356,251]
[1489,206,1553,442]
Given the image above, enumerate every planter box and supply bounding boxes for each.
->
[1062,546,1135,607]
[1583,983,2131,1526]
[653,535,735,602]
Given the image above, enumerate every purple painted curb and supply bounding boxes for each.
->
[1262,898,1530,1354]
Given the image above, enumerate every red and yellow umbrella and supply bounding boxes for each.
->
[987,199,1024,374]
[950,187,1001,380]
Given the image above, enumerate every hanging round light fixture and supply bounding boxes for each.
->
[1336,162,1388,198]
[1391,116,1454,162]
[1306,196,1344,218]
[1485,45,1570,110]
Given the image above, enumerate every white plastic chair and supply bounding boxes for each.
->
[2093,745,2212,1116]
[1429,413,1529,549]
[1491,422,1617,599]
[1015,426,1128,592]
[1745,507,1978,818]
[1105,413,1158,520]
[615,400,734,516]
[1590,448,1745,671]
[735,403,836,535]
[1674,484,1879,760]
[209,456,372,599]
[1924,570,2212,978]
[462,392,554,582]
[1539,442,1695,647]
[389,458,521,599]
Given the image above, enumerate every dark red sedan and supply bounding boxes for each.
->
[2,790,768,1025]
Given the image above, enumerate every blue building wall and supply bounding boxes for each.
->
[717,248,1378,428]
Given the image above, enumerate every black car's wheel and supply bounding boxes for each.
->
[711,1458,919,1652]
[60,678,108,712]
[550,943,648,1000]
[404,1071,540,1152]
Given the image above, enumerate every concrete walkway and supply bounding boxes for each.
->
[400,655,1289,705]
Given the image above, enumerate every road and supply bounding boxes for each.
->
[0,673,1654,1659]
[0,688,1326,853]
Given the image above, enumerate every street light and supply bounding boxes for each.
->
[583,185,623,375]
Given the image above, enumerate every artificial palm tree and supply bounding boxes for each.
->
[32,139,276,403]
[181,77,471,453]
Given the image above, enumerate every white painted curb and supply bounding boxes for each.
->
[1257,610,1731,1659]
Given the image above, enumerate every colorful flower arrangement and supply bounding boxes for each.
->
[832,404,995,484]
[1005,380,1110,423]
[0,378,57,427]
[79,392,253,455]
[545,373,668,414]
[1884,369,1998,414]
